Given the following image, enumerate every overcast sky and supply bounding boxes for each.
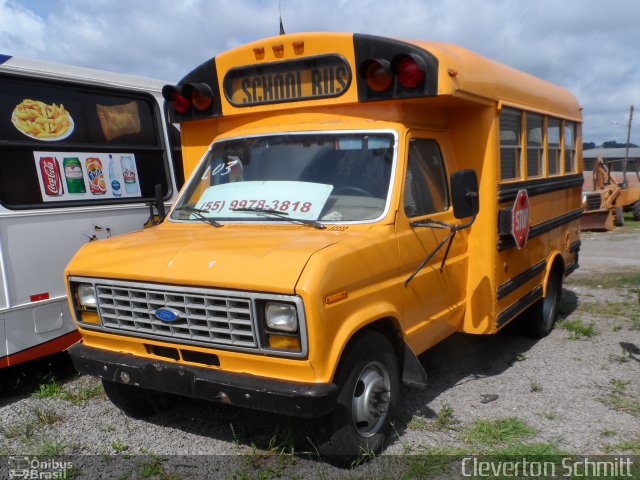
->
[2,0,639,146]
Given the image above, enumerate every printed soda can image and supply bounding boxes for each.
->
[39,156,64,196]
[85,157,107,195]
[63,157,86,194]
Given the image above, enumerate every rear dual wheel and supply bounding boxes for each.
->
[522,271,562,338]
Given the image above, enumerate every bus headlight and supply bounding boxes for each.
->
[76,283,97,310]
[264,302,298,332]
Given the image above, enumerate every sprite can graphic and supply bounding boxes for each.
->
[63,157,86,194]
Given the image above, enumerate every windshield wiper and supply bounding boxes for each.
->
[231,207,326,230]
[174,206,222,228]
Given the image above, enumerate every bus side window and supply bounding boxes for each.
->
[404,139,449,217]
[500,108,522,180]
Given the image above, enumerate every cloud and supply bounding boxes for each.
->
[2,0,640,145]
[0,0,46,54]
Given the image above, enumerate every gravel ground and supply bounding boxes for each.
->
[1,226,639,479]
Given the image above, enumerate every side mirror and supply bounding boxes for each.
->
[450,169,479,219]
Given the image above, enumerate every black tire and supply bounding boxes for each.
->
[315,331,399,463]
[102,379,178,419]
[522,271,562,338]
[614,206,625,227]
[633,201,640,221]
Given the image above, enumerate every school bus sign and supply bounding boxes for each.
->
[512,189,530,249]
[224,55,351,107]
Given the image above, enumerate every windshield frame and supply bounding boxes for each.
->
[170,129,399,226]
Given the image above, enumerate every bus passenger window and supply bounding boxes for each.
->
[499,109,522,180]
[564,122,577,173]
[526,112,544,178]
[404,139,448,217]
[547,118,561,175]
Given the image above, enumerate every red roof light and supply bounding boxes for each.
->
[172,91,192,113]
[396,56,425,89]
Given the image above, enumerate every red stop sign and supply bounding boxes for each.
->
[512,189,530,249]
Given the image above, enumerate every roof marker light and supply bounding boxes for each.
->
[361,59,393,93]
[395,55,426,89]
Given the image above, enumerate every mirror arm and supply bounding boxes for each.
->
[404,213,477,287]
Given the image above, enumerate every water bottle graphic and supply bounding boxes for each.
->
[109,155,122,197]
[120,155,139,194]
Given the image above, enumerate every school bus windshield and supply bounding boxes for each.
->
[171,131,395,224]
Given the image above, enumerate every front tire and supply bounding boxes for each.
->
[632,201,640,221]
[614,206,625,227]
[315,331,399,463]
[102,379,178,418]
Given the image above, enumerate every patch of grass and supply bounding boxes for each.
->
[542,411,558,420]
[36,438,69,456]
[32,405,63,426]
[33,376,104,405]
[567,270,640,289]
[111,440,129,454]
[579,300,640,324]
[404,446,466,478]
[100,423,115,433]
[530,381,542,392]
[484,441,566,456]
[34,375,66,399]
[600,429,617,437]
[432,402,457,431]
[462,417,536,447]
[601,394,640,417]
[0,418,37,441]
[407,402,458,432]
[610,378,630,393]
[608,436,640,454]
[136,457,164,479]
[558,317,596,339]
[407,415,429,430]
[63,382,105,404]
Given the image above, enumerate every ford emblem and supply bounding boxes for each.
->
[154,307,182,322]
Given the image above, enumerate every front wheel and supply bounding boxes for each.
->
[632,201,640,221]
[315,331,399,462]
[614,206,625,227]
[102,379,178,418]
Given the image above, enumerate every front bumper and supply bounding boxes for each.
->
[69,343,338,418]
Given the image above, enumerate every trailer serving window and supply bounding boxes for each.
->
[0,75,172,209]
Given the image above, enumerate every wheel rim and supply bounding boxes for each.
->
[351,361,391,437]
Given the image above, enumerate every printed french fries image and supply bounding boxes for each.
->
[11,99,73,139]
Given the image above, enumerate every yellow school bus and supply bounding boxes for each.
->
[65,32,582,459]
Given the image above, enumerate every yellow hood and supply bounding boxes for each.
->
[65,223,344,294]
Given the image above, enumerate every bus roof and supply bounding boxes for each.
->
[165,32,582,123]
[414,40,582,120]
[0,54,169,93]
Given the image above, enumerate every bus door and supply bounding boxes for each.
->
[0,65,178,367]
[396,135,468,353]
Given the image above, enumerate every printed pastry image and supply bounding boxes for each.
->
[12,99,74,140]
[96,101,141,141]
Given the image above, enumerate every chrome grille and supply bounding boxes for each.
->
[96,284,257,348]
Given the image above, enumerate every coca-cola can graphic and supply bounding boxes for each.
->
[39,157,64,196]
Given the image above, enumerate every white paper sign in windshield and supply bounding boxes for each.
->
[194,181,333,220]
